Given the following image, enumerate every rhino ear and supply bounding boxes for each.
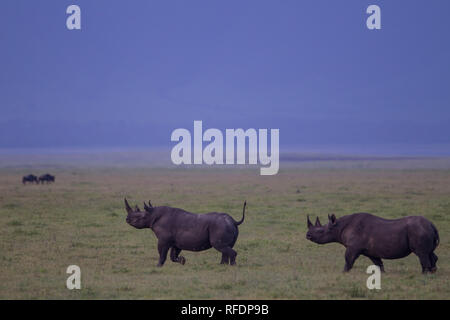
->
[144,201,153,213]
[330,214,337,224]
[307,215,313,229]
[315,217,322,227]
[125,198,133,214]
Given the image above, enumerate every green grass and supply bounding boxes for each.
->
[0,164,449,299]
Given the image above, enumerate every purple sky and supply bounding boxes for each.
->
[1,0,449,155]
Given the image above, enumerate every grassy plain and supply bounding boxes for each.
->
[0,154,449,299]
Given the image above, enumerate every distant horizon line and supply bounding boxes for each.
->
[1,143,450,157]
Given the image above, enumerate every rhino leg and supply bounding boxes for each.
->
[343,248,361,272]
[157,241,170,267]
[170,247,186,265]
[429,252,438,273]
[215,246,237,265]
[220,253,230,265]
[367,255,385,272]
[417,252,433,273]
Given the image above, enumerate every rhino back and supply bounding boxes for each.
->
[152,208,236,251]
[341,213,414,259]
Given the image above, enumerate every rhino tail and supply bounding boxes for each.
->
[235,201,246,226]
[432,223,440,248]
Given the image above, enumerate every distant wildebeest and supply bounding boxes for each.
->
[38,174,55,184]
[22,174,38,184]
[125,199,246,267]
[306,213,439,274]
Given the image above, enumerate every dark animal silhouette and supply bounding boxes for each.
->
[38,174,55,184]
[125,199,246,267]
[22,174,38,184]
[306,213,439,274]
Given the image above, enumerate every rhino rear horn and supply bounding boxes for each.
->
[315,216,322,227]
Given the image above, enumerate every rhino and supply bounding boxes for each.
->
[306,213,439,273]
[125,199,246,267]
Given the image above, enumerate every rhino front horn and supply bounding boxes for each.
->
[307,215,313,229]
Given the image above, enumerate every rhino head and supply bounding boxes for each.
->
[306,214,339,244]
[125,198,153,229]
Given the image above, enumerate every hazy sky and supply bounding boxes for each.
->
[1,0,449,154]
